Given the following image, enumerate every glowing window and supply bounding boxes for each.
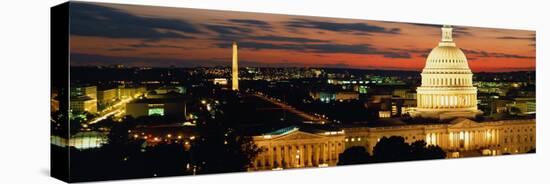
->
[148,108,164,116]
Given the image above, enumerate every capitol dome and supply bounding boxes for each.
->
[415,25,479,119]
[424,46,470,70]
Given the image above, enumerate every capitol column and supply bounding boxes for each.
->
[432,95,436,108]
[288,145,293,167]
[418,95,425,107]
[291,145,296,167]
[319,144,324,164]
[323,143,327,164]
[269,145,274,168]
[450,132,454,149]
[473,131,477,148]
[462,95,465,108]
[315,144,321,165]
[497,129,500,146]
[430,94,435,108]
[486,130,490,147]
[300,144,307,167]
[479,131,483,147]
[286,145,291,168]
[307,144,313,167]
[434,95,440,109]
[458,95,462,108]
[275,145,280,168]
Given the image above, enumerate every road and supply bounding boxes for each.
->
[88,96,135,124]
[251,93,328,124]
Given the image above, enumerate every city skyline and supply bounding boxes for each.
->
[69,2,535,72]
[52,2,536,182]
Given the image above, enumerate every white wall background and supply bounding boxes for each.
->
[0,0,547,183]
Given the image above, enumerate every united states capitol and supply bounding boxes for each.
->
[248,25,535,170]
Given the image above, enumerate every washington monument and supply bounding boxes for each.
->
[232,41,239,91]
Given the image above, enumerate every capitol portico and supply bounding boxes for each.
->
[251,118,535,171]
[343,118,535,157]
[250,126,345,170]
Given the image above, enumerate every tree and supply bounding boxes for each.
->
[138,143,192,177]
[191,127,261,174]
[372,136,411,162]
[410,140,446,160]
[372,136,447,162]
[337,146,371,165]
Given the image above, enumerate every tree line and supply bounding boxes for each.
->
[338,136,446,165]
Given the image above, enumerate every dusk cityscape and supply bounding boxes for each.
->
[51,2,536,182]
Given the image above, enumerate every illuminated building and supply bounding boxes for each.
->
[309,91,359,103]
[232,41,239,91]
[125,97,186,118]
[97,88,117,110]
[251,118,535,170]
[154,86,186,95]
[117,86,146,99]
[250,126,345,170]
[344,118,535,157]
[70,85,97,100]
[507,97,536,115]
[212,78,228,85]
[51,131,108,150]
[415,25,479,119]
[378,111,391,118]
[70,95,97,113]
[69,85,98,113]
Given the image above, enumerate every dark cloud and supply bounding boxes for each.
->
[218,41,302,51]
[388,48,432,58]
[463,49,535,59]
[383,52,411,58]
[251,35,328,43]
[70,52,228,67]
[204,24,254,35]
[405,23,442,28]
[108,48,136,52]
[216,41,411,58]
[405,23,471,37]
[285,19,400,34]
[70,2,200,39]
[498,35,536,49]
[227,19,272,30]
[451,27,472,37]
[496,35,536,42]
[496,36,532,40]
[209,30,331,45]
[237,60,353,68]
[303,44,373,54]
[128,42,187,49]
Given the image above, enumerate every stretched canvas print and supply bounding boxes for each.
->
[51,1,536,182]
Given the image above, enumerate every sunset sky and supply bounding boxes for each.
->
[69,2,536,72]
